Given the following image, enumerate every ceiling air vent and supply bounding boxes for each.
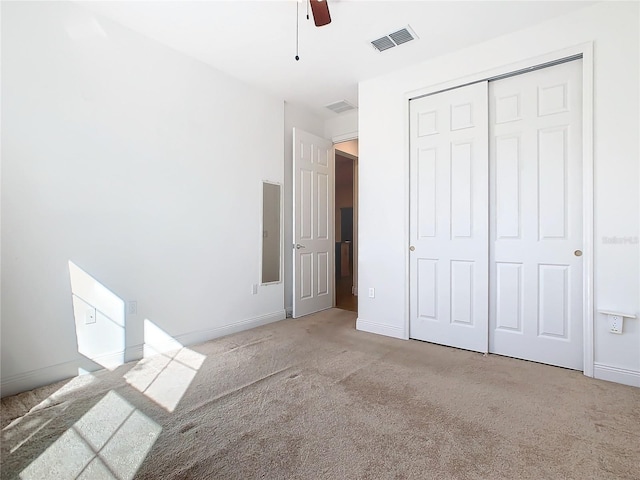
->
[371,25,418,52]
[389,27,415,46]
[371,36,396,52]
[325,100,356,114]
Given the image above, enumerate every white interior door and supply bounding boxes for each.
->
[409,82,489,352]
[489,60,583,369]
[292,128,334,318]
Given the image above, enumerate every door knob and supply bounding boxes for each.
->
[410,246,415,252]
[574,250,583,257]
[295,244,306,249]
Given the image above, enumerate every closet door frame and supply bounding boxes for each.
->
[403,43,595,377]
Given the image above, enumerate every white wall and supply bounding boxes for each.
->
[1,2,286,396]
[325,110,358,142]
[283,103,325,315]
[358,2,640,386]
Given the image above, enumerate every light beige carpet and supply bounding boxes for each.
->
[2,308,639,479]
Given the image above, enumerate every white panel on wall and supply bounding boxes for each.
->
[451,260,474,325]
[418,148,437,238]
[495,94,521,124]
[538,127,567,239]
[451,103,473,130]
[538,83,568,116]
[495,263,523,332]
[538,264,569,338]
[301,169,313,240]
[301,253,313,299]
[418,259,437,319]
[451,142,473,238]
[418,111,438,137]
[496,136,521,239]
[317,172,329,240]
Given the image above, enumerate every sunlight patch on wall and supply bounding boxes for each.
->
[69,261,125,370]
[124,320,205,412]
[19,390,161,480]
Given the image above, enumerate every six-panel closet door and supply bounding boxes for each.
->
[409,59,583,370]
[409,82,490,353]
[489,60,583,370]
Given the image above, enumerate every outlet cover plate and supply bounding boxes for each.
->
[607,314,623,334]
[86,307,96,325]
[128,301,137,315]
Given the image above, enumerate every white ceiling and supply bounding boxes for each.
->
[80,1,597,119]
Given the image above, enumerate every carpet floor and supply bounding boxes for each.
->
[2,308,639,479]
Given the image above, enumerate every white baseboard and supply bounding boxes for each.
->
[174,310,286,347]
[593,363,640,388]
[1,310,286,398]
[356,317,406,340]
[1,363,72,398]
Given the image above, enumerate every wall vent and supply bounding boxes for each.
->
[325,100,356,114]
[371,25,418,52]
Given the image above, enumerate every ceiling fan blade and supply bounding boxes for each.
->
[309,0,331,27]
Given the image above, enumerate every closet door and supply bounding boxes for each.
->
[489,60,583,369]
[409,82,489,352]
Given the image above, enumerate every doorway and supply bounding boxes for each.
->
[335,141,358,312]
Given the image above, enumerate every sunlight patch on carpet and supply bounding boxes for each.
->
[123,319,205,412]
[19,390,160,480]
[3,374,101,455]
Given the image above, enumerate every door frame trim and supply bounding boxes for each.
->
[403,42,595,377]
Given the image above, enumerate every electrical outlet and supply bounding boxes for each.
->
[85,307,96,325]
[608,314,623,334]
[128,301,137,315]
[252,284,258,295]
[368,288,375,298]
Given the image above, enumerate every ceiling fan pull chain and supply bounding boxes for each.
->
[295,1,300,61]
[307,0,310,20]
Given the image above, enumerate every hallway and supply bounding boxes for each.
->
[336,274,357,312]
